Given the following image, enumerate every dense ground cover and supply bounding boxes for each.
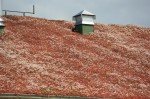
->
[0,15,150,98]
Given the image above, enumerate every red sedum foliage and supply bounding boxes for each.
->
[0,15,150,98]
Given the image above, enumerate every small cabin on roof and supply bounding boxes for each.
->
[73,10,96,34]
[0,17,5,35]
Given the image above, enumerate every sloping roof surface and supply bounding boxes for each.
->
[0,15,150,99]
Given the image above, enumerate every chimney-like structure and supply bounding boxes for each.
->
[73,10,96,34]
[0,17,5,35]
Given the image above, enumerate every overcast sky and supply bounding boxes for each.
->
[1,0,150,27]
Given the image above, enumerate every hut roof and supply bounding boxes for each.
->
[73,10,95,17]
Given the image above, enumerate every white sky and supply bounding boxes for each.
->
[1,0,150,27]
